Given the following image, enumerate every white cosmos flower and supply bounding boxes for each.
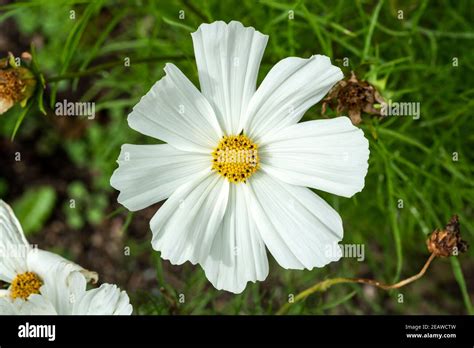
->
[0,263,132,315]
[0,200,97,300]
[111,21,370,294]
[0,200,132,315]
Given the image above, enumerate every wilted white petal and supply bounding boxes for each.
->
[35,262,88,315]
[0,200,30,283]
[73,284,132,315]
[27,249,97,286]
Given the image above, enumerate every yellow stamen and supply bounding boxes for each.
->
[212,134,259,183]
[10,272,42,300]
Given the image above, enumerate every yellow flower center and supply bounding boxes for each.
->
[212,134,259,183]
[10,272,42,300]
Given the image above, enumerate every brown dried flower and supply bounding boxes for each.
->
[0,52,36,115]
[322,71,385,125]
[426,215,468,257]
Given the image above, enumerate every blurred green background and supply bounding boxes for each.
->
[0,0,473,314]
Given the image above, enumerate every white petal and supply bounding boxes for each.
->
[202,184,269,294]
[260,117,370,197]
[35,262,88,315]
[110,144,211,211]
[128,63,222,153]
[32,262,132,315]
[73,284,132,315]
[17,295,58,315]
[0,200,30,282]
[0,295,57,315]
[27,249,98,285]
[244,55,343,141]
[192,21,268,134]
[0,295,45,315]
[0,297,22,314]
[246,173,343,270]
[151,173,229,265]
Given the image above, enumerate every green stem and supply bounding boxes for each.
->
[450,257,474,315]
[277,277,354,315]
[362,0,384,61]
[384,154,403,282]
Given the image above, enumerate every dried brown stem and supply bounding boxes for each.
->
[277,252,437,315]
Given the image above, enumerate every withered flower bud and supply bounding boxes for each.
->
[322,71,385,125]
[0,52,37,115]
[426,215,468,257]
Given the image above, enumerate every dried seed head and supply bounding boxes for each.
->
[20,52,33,63]
[322,71,385,125]
[426,215,468,257]
[0,52,36,115]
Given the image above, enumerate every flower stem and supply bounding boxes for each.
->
[276,252,437,315]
